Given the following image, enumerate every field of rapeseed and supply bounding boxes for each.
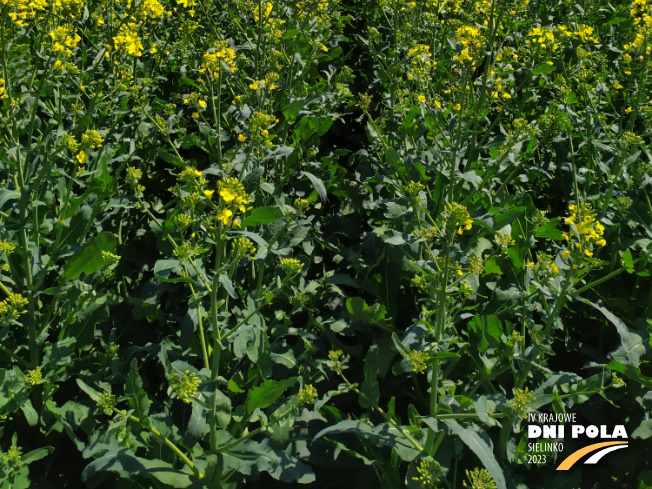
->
[1,0,651,487]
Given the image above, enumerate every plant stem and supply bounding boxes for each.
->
[115,409,204,479]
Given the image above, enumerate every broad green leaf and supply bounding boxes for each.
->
[385,147,400,168]
[467,315,502,352]
[184,399,207,448]
[360,346,380,409]
[302,171,327,202]
[60,204,93,251]
[76,378,103,402]
[347,297,389,330]
[125,359,151,418]
[241,207,283,228]
[581,299,645,367]
[606,360,652,389]
[63,231,116,280]
[82,447,195,487]
[246,378,296,413]
[0,189,20,209]
[313,420,421,462]
[534,218,563,240]
[221,438,315,483]
[21,446,54,465]
[438,418,506,489]
[532,63,555,75]
[622,249,634,273]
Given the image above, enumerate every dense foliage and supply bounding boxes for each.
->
[0,0,651,487]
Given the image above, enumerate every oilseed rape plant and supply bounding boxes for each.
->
[0,0,651,487]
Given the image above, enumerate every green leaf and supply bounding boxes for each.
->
[467,315,502,352]
[302,171,327,202]
[125,359,151,418]
[21,446,54,465]
[313,420,421,462]
[241,207,283,228]
[154,258,192,283]
[0,189,20,209]
[60,204,93,251]
[580,299,645,367]
[221,438,315,483]
[606,360,652,389]
[385,147,400,168]
[82,447,195,487]
[62,232,116,280]
[534,218,563,240]
[246,378,296,413]
[346,297,390,330]
[622,249,634,273]
[531,63,556,75]
[76,378,103,402]
[360,346,380,409]
[438,418,506,489]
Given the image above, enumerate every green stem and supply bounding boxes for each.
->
[189,284,210,371]
[570,252,651,297]
[0,343,34,370]
[115,409,204,479]
[338,369,424,453]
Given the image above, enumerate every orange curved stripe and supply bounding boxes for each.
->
[556,441,628,470]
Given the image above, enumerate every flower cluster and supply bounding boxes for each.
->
[407,44,436,81]
[327,349,344,370]
[412,458,443,488]
[463,467,497,489]
[233,237,257,259]
[81,129,104,149]
[0,293,29,321]
[201,42,237,77]
[254,1,286,37]
[280,257,304,274]
[169,370,200,403]
[509,387,534,418]
[526,26,559,51]
[137,0,165,20]
[113,23,144,57]
[209,177,252,226]
[5,0,48,26]
[407,350,428,374]
[525,252,560,281]
[630,0,652,26]
[24,367,42,386]
[0,240,16,254]
[453,25,485,67]
[444,202,473,235]
[295,0,332,24]
[97,392,117,415]
[49,24,81,57]
[563,202,606,259]
[297,384,318,404]
[126,166,145,193]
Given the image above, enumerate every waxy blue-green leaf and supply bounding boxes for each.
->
[82,447,195,487]
[221,438,315,483]
[302,171,327,202]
